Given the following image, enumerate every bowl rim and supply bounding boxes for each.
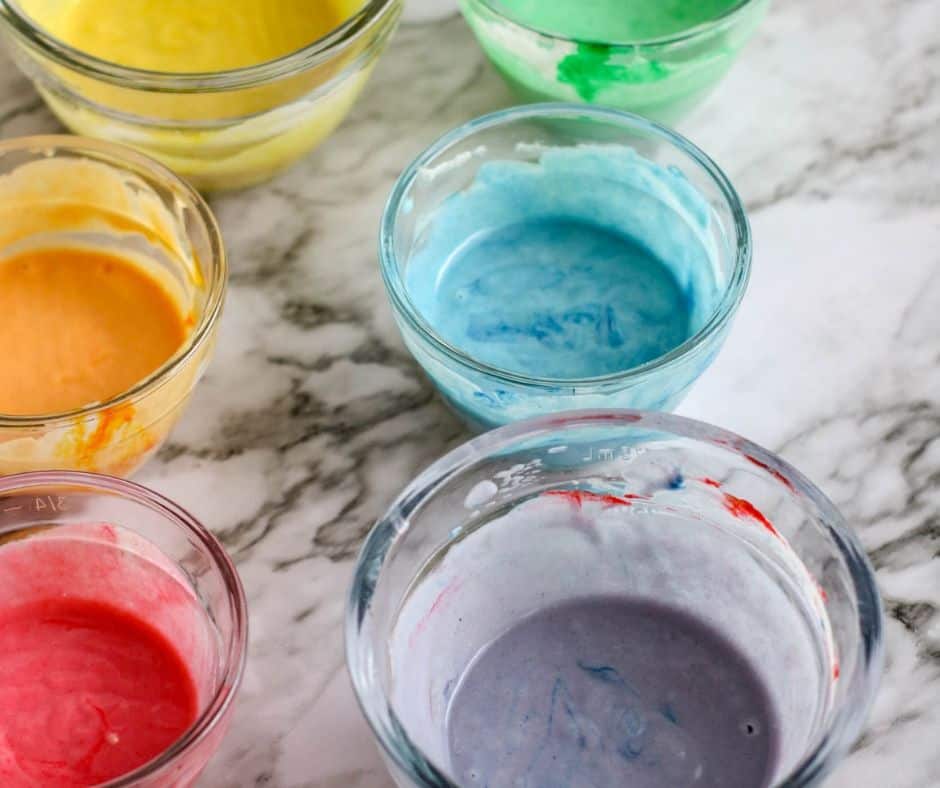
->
[346,409,885,788]
[0,134,227,428]
[379,103,752,390]
[463,0,765,48]
[0,0,401,91]
[0,469,249,786]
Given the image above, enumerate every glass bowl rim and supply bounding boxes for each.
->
[0,134,227,429]
[0,0,400,91]
[462,0,764,48]
[346,409,884,788]
[379,103,752,389]
[0,469,249,787]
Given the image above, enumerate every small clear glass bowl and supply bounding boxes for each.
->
[380,104,751,431]
[347,410,884,788]
[0,0,402,191]
[0,135,226,476]
[459,0,770,123]
[0,470,248,787]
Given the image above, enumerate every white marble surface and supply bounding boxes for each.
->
[402,0,458,23]
[1,0,938,785]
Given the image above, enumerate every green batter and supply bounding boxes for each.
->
[493,0,745,42]
[459,0,768,122]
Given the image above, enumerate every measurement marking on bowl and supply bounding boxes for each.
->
[582,446,647,462]
[31,495,68,513]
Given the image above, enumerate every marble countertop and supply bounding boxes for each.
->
[1,0,938,785]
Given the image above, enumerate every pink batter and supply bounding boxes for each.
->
[0,524,213,787]
[0,599,197,785]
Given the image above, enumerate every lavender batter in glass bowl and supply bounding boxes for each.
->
[347,411,883,788]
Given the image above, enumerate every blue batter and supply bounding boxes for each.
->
[420,219,689,378]
[405,146,723,381]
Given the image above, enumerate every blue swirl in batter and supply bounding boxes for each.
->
[405,146,723,381]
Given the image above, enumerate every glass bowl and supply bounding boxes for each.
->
[380,104,751,431]
[459,0,770,123]
[0,0,402,191]
[0,135,226,476]
[347,410,884,788]
[0,470,247,787]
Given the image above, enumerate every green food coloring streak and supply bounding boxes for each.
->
[557,44,670,101]
[492,0,742,101]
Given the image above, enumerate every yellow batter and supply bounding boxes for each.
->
[16,0,379,190]
[44,0,360,72]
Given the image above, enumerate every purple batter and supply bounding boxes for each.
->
[445,596,778,787]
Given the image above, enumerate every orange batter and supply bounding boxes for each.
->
[0,247,187,416]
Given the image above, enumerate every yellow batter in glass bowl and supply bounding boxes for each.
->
[0,135,226,476]
[0,0,402,190]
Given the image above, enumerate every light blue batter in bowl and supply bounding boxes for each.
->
[381,105,750,429]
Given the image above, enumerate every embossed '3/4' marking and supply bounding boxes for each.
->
[582,446,647,462]
[31,495,68,513]
[1,495,69,514]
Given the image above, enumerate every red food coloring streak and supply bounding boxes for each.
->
[745,454,795,491]
[722,493,779,538]
[544,489,648,508]
[589,413,642,423]
[546,413,642,429]
[833,662,841,680]
[701,478,722,488]
[817,584,829,603]
[411,579,463,646]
